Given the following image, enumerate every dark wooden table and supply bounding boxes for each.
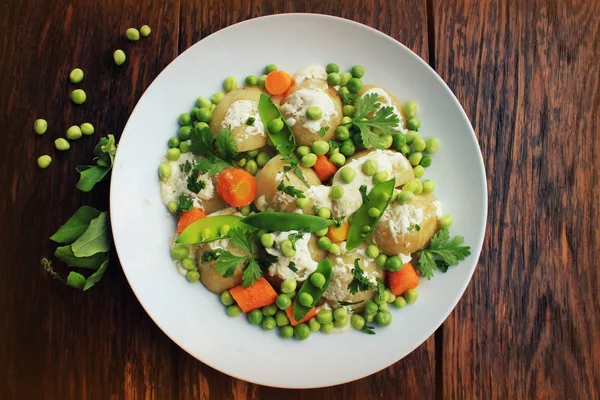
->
[1,1,598,398]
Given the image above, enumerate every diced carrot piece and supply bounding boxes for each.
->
[177,209,206,234]
[388,262,420,296]
[229,278,278,313]
[312,155,338,182]
[327,220,349,243]
[265,70,293,96]
[216,168,257,207]
[285,303,318,326]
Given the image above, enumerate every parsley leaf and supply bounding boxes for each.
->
[180,160,194,173]
[288,262,298,273]
[407,224,421,232]
[177,194,194,212]
[287,230,306,251]
[277,180,306,199]
[215,251,248,278]
[194,157,228,175]
[417,229,471,279]
[351,93,400,149]
[246,117,255,126]
[214,128,238,161]
[227,227,254,254]
[190,125,233,174]
[242,259,262,288]
[201,249,225,263]
[187,164,207,193]
[348,258,375,295]
[318,125,329,137]
[282,154,310,187]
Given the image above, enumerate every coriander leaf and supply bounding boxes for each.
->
[55,246,107,269]
[190,125,233,174]
[71,212,110,257]
[180,160,193,173]
[351,94,400,149]
[417,229,471,279]
[348,258,375,295]
[246,117,255,126]
[215,251,248,277]
[417,250,436,280]
[201,249,225,263]
[288,262,298,273]
[227,227,254,254]
[194,157,229,175]
[66,271,86,289]
[215,128,238,161]
[177,194,194,213]
[318,125,329,138]
[187,164,207,193]
[50,206,101,243]
[353,93,380,121]
[242,258,262,287]
[277,180,306,199]
[287,230,306,251]
[282,154,310,187]
[83,258,109,290]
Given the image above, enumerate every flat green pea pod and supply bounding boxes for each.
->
[242,212,335,233]
[346,179,395,250]
[176,215,242,244]
[258,93,295,155]
[293,259,333,322]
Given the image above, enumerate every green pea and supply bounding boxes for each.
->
[385,256,402,271]
[301,153,317,168]
[408,152,423,167]
[158,162,172,180]
[238,205,251,216]
[347,78,363,93]
[113,49,126,66]
[281,278,297,294]
[342,104,355,117]
[177,126,191,141]
[405,130,418,144]
[350,314,365,330]
[140,25,151,37]
[317,236,332,251]
[400,144,411,156]
[247,150,259,160]
[364,301,378,315]
[245,160,258,175]
[196,96,212,109]
[191,106,201,118]
[336,167,354,184]
[440,214,453,229]
[329,153,346,167]
[125,27,140,41]
[280,325,294,338]
[373,171,388,185]
[340,139,356,156]
[351,65,365,78]
[405,178,423,194]
[333,307,348,321]
[339,72,352,86]
[168,136,180,148]
[196,108,212,122]
[171,245,189,260]
[334,317,348,328]
[179,141,190,153]
[306,273,325,290]
[201,228,211,240]
[265,64,278,74]
[69,68,84,83]
[268,118,284,133]
[317,309,333,324]
[276,293,292,310]
[186,270,200,283]
[422,179,435,193]
[294,197,308,210]
[167,148,181,161]
[321,322,335,333]
[330,185,344,200]
[362,159,377,176]
[375,310,392,326]
[275,310,289,326]
[413,165,425,178]
[412,137,426,152]
[235,158,247,168]
[298,292,313,307]
[375,254,388,268]
[407,116,421,130]
[381,134,394,149]
[223,76,238,92]
[181,257,196,271]
[257,75,267,88]
[328,243,341,255]
[211,92,225,104]
[260,233,274,248]
[364,313,375,322]
[326,63,339,73]
[248,309,263,325]
[79,122,94,136]
[317,207,331,219]
[405,288,419,304]
[294,323,310,340]
[378,302,388,311]
[226,305,242,317]
[245,75,258,86]
[220,291,234,306]
[366,244,380,259]
[367,207,380,219]
[280,239,296,258]
[256,151,270,167]
[260,316,275,330]
[393,296,407,308]
[66,125,82,140]
[306,106,323,121]
[262,304,277,316]
[425,137,440,153]
[295,146,310,158]
[166,201,178,214]
[397,190,414,204]
[404,101,418,118]
[386,290,396,303]
[361,225,371,233]
[37,155,52,169]
[391,189,399,203]
[220,224,231,236]
[338,86,350,98]
[34,119,47,135]
[392,133,407,149]
[335,126,349,141]
[70,89,86,104]
[54,138,70,151]
[307,317,320,332]
[315,227,329,237]
[327,72,341,86]
[421,156,432,168]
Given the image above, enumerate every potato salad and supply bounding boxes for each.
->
[158,63,471,340]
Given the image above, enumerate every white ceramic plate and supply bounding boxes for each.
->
[110,14,487,388]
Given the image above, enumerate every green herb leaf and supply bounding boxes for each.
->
[50,206,101,244]
[282,154,310,187]
[83,258,109,290]
[287,230,306,251]
[66,271,86,289]
[76,135,117,192]
[193,157,229,175]
[55,246,107,269]
[339,90,357,105]
[187,164,207,193]
[417,229,471,279]
[277,180,306,199]
[333,215,346,228]
[215,251,248,278]
[348,258,375,295]
[71,212,110,257]
[190,125,233,174]
[351,94,399,149]
[214,128,238,161]
[201,249,225,263]
[288,262,298,273]
[177,194,194,213]
[246,117,255,126]
[242,259,263,288]
[318,125,329,137]
[227,227,254,254]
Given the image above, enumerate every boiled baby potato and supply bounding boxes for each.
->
[323,244,384,309]
[280,79,342,146]
[195,241,246,294]
[210,87,267,152]
[358,84,406,121]
[254,155,320,213]
[346,149,415,187]
[372,192,440,255]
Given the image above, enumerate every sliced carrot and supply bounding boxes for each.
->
[285,303,317,326]
[229,278,278,313]
[388,262,420,296]
[265,70,293,96]
[216,168,257,207]
[312,155,338,182]
[177,209,206,234]
[327,220,350,243]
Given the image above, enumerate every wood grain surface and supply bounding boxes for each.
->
[0,0,598,399]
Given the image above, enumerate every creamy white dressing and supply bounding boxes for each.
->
[432,200,444,219]
[362,88,408,133]
[221,100,265,141]
[159,152,215,210]
[399,253,412,264]
[379,202,424,241]
[281,88,338,133]
[293,65,327,84]
[306,185,332,210]
[266,231,319,281]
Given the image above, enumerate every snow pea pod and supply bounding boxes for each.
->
[346,178,396,250]
[293,259,333,321]
[241,212,335,232]
[176,215,242,244]
[258,93,296,155]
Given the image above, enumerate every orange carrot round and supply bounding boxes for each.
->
[285,303,317,326]
[265,70,293,96]
[388,262,420,296]
[327,220,349,243]
[312,155,338,182]
[216,168,257,207]
[177,209,206,234]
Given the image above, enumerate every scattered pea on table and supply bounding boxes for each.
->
[34,119,47,135]
[140,25,151,37]
[113,49,126,66]
[69,68,84,83]
[80,122,94,135]
[66,125,82,140]
[70,89,86,105]
[37,155,52,169]
[54,138,70,151]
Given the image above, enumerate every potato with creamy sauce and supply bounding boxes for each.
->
[194,240,246,294]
